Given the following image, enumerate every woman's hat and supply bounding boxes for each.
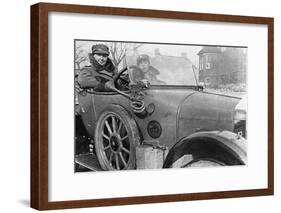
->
[92,44,110,55]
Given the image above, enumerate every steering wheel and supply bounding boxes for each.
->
[113,67,129,90]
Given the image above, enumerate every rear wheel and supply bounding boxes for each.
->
[95,105,139,170]
[164,137,246,168]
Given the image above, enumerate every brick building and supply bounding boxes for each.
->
[197,46,247,88]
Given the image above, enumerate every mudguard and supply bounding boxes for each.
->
[163,130,247,168]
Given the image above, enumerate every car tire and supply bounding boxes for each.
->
[95,105,140,170]
[183,158,225,168]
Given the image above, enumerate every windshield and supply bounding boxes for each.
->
[125,48,198,86]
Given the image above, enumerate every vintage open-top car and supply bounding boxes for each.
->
[75,51,247,171]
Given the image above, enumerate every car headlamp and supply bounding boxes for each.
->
[234,97,247,138]
[234,109,246,124]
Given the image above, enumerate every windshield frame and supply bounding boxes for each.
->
[125,54,199,87]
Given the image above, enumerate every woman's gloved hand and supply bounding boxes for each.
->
[104,80,116,91]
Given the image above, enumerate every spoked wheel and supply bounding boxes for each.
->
[183,159,225,168]
[95,105,139,171]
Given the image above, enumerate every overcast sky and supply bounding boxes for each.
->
[75,40,202,67]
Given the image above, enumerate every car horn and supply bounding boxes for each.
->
[106,84,147,117]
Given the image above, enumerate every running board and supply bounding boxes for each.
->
[75,153,103,171]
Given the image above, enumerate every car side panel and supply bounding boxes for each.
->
[92,88,196,149]
[139,88,196,149]
[77,92,97,135]
[177,92,240,140]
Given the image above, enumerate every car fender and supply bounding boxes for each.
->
[163,130,247,168]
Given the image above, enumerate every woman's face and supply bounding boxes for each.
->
[139,61,150,72]
[93,53,108,66]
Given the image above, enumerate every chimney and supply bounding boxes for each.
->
[181,52,187,58]
[154,48,161,56]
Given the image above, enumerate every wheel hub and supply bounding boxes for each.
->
[110,135,120,152]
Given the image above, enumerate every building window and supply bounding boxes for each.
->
[205,55,211,69]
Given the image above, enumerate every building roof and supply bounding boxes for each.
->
[197,46,221,55]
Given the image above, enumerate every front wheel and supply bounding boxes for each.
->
[95,105,140,171]
[183,159,225,168]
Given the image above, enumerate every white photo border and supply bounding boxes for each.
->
[49,12,268,202]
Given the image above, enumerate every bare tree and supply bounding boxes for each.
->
[108,42,143,71]
[75,45,88,70]
[108,42,127,69]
